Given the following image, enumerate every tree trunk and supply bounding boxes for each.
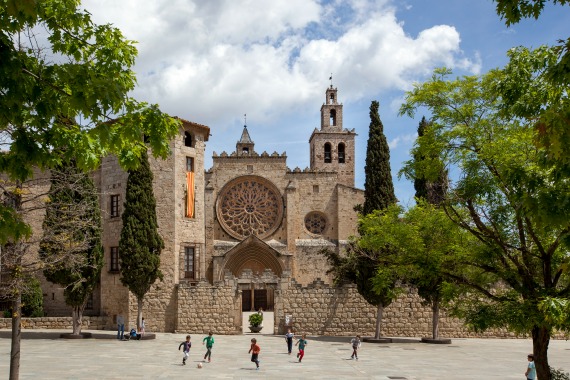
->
[532,326,551,380]
[374,303,384,339]
[71,305,85,335]
[432,300,440,340]
[10,292,21,380]
[137,298,143,331]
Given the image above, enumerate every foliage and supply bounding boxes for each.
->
[21,277,43,318]
[551,367,570,380]
[493,0,570,25]
[40,158,103,319]
[248,313,263,327]
[119,150,164,302]
[0,0,180,244]
[399,47,570,378]
[362,101,396,215]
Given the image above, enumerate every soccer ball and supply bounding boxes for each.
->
[197,363,203,369]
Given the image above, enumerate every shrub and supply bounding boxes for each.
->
[551,367,570,380]
[21,277,44,317]
[249,313,263,327]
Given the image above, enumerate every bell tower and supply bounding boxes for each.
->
[309,84,357,187]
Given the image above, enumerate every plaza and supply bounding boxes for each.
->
[1,330,569,379]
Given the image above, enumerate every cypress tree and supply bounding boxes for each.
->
[363,101,397,215]
[40,159,103,335]
[119,149,164,330]
[413,116,447,205]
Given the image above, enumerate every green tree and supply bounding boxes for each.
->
[325,101,399,339]
[119,149,164,331]
[358,202,467,340]
[400,48,570,379]
[0,1,179,377]
[40,159,103,336]
[362,101,397,215]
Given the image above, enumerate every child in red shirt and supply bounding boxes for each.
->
[248,338,261,370]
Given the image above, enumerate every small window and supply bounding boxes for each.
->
[184,131,192,147]
[110,247,120,272]
[330,93,334,103]
[324,143,332,163]
[313,185,319,193]
[330,109,336,126]
[247,165,253,173]
[242,147,249,154]
[338,143,345,163]
[184,247,195,279]
[110,195,120,218]
[186,157,194,172]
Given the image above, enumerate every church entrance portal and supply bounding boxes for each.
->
[241,288,274,312]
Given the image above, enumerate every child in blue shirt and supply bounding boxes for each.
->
[525,354,536,380]
[178,335,191,365]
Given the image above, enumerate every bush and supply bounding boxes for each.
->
[21,277,44,317]
[249,313,263,327]
[551,367,570,380]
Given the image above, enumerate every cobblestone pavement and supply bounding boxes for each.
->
[1,330,569,379]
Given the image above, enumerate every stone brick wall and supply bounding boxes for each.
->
[0,316,107,330]
[274,279,556,339]
[176,280,242,335]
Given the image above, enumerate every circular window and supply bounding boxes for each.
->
[304,212,327,235]
[216,176,284,240]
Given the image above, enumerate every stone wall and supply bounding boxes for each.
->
[275,279,541,339]
[0,316,107,330]
[176,280,241,335]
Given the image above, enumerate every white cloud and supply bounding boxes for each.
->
[388,133,416,149]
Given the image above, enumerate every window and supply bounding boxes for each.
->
[184,247,195,279]
[184,131,192,147]
[330,109,336,126]
[110,195,120,218]
[110,247,119,272]
[186,157,194,172]
[338,143,345,163]
[313,185,319,193]
[247,165,253,173]
[330,93,334,103]
[324,143,332,163]
[242,147,249,154]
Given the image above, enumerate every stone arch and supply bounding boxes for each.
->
[216,235,284,280]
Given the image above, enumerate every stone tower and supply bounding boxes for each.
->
[236,125,255,156]
[309,85,357,187]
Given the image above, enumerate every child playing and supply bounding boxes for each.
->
[140,317,145,336]
[284,328,294,355]
[350,335,361,360]
[202,331,215,362]
[248,338,261,370]
[295,334,308,363]
[525,354,536,380]
[178,335,191,365]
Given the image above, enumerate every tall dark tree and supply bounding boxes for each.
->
[40,159,103,336]
[363,101,397,215]
[325,101,399,339]
[119,149,164,330]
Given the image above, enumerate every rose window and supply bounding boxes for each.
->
[304,212,327,235]
[216,176,283,239]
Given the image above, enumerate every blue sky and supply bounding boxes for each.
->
[83,0,570,205]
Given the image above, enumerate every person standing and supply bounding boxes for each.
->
[525,354,536,380]
[248,338,261,370]
[140,317,145,336]
[116,314,124,340]
[202,331,215,362]
[295,334,308,363]
[350,335,361,360]
[178,335,192,365]
[284,328,294,355]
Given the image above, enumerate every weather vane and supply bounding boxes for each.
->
[329,73,333,87]
[244,113,247,125]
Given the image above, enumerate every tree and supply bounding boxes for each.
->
[400,47,570,379]
[413,117,447,205]
[40,159,103,336]
[1,1,179,378]
[362,101,397,215]
[118,149,164,331]
[325,101,399,339]
[358,202,468,340]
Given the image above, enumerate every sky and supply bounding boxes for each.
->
[82,0,570,205]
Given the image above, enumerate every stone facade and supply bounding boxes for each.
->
[11,85,556,340]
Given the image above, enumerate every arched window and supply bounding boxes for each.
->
[324,143,332,163]
[338,143,345,163]
[184,131,192,147]
[329,93,334,103]
[329,109,336,126]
